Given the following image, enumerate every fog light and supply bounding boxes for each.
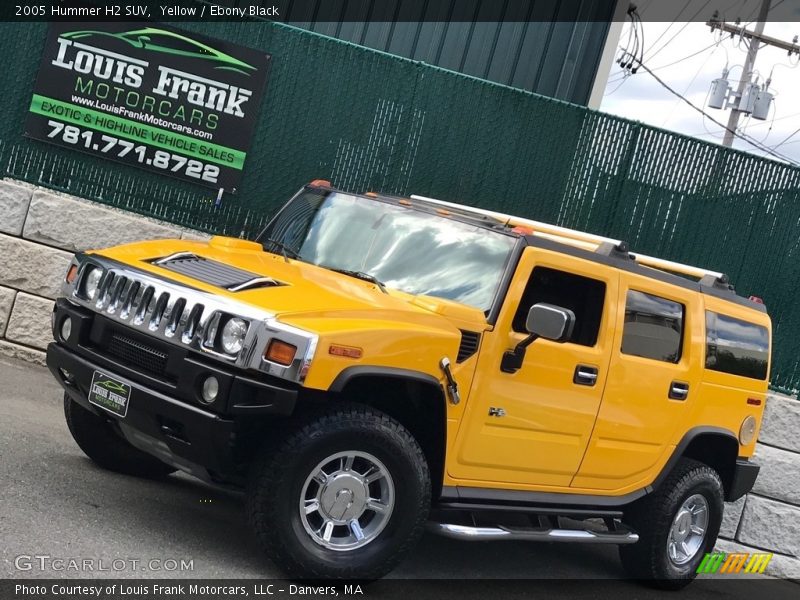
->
[200,376,219,404]
[739,415,757,445]
[59,368,74,384]
[60,317,72,342]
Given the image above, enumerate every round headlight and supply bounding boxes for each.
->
[221,318,248,355]
[739,415,757,445]
[83,267,102,300]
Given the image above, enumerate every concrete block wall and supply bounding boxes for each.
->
[715,391,800,579]
[0,178,208,366]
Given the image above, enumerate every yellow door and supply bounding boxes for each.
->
[450,247,619,488]
[572,272,703,492]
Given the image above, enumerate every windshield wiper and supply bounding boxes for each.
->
[263,238,300,262]
[325,267,388,294]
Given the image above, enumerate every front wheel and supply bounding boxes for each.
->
[245,404,430,579]
[619,458,724,589]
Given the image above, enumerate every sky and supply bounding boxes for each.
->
[600,15,800,165]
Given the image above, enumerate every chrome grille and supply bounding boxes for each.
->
[80,268,218,355]
[63,255,319,383]
[70,260,278,366]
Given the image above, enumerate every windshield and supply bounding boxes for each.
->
[258,191,517,313]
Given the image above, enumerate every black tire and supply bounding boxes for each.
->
[63,394,176,478]
[246,404,431,579]
[619,458,724,590]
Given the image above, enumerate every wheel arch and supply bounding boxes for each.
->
[652,427,740,501]
[329,366,447,500]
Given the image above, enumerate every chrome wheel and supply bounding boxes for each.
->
[667,493,709,566]
[299,450,395,551]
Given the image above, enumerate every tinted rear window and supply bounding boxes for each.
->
[621,290,684,363]
[705,312,769,380]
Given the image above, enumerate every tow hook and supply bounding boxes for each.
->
[440,357,460,405]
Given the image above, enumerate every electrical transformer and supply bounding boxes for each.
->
[752,89,773,120]
[708,77,730,109]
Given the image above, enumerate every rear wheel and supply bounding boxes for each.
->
[246,404,430,579]
[619,458,724,589]
[64,394,175,478]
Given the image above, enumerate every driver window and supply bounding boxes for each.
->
[512,266,606,346]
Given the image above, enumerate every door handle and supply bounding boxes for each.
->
[669,381,690,401]
[574,365,598,386]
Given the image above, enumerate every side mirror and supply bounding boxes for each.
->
[526,303,576,342]
[501,303,576,373]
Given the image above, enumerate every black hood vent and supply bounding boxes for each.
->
[457,330,481,363]
[150,253,285,292]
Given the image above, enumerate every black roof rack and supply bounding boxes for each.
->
[408,193,733,289]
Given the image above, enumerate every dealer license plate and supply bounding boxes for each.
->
[88,371,131,418]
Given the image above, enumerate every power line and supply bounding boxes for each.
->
[745,110,800,128]
[632,57,800,165]
[661,41,721,127]
[772,126,800,150]
[645,0,714,64]
[642,0,693,61]
[604,74,632,96]
[635,11,645,67]
[606,38,722,87]
[649,40,721,72]
[774,138,800,148]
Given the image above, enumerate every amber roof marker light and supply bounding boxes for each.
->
[308,179,332,188]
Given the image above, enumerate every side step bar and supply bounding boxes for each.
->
[428,523,639,545]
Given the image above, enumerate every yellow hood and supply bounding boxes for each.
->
[94,236,486,328]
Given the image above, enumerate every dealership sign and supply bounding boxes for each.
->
[25,22,270,191]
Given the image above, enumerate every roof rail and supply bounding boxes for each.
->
[409,194,725,282]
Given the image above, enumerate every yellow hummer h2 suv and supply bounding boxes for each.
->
[47,180,770,587]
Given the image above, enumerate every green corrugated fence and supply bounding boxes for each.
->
[2,20,800,393]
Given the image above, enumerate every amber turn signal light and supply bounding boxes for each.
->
[265,340,297,366]
[65,264,78,284]
[329,344,363,359]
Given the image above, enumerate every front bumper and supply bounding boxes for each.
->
[47,298,300,482]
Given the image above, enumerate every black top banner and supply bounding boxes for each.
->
[3,0,800,23]
[24,20,270,191]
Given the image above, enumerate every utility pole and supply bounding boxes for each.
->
[721,0,771,147]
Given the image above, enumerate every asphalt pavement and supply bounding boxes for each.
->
[1,356,796,599]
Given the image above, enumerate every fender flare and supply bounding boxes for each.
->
[329,365,444,394]
[649,426,739,496]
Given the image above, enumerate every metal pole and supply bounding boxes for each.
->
[722,0,771,147]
